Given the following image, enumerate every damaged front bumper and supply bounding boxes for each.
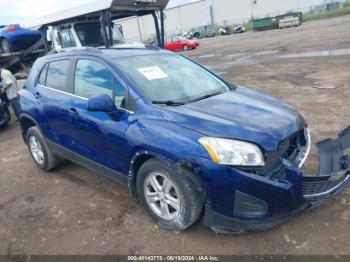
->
[203,126,350,234]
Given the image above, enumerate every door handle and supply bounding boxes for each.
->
[69,107,78,113]
[34,92,41,99]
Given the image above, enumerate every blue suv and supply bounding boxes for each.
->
[19,47,350,233]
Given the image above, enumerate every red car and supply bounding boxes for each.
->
[164,36,199,52]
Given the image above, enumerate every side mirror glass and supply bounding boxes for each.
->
[87,94,117,112]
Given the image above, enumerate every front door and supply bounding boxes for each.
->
[67,58,131,175]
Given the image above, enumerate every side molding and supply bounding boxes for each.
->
[46,140,128,186]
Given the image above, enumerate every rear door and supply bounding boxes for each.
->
[165,38,175,51]
[36,58,77,149]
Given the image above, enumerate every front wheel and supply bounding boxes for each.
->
[137,159,203,231]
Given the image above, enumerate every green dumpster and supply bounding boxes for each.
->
[252,12,302,31]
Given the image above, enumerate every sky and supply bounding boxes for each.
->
[0,0,194,25]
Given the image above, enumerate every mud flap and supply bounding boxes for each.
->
[302,126,350,201]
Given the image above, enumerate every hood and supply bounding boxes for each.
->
[164,86,305,151]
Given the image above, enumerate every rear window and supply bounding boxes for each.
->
[74,23,105,47]
[46,60,70,92]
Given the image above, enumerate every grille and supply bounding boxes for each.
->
[259,129,307,177]
[268,163,287,181]
[285,129,307,164]
[303,175,350,200]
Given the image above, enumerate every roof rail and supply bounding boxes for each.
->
[55,46,102,53]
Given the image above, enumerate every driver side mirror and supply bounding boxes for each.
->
[87,93,117,112]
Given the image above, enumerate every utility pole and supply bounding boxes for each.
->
[251,0,257,20]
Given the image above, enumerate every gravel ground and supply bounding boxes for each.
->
[0,15,349,255]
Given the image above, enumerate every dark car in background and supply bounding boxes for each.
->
[206,30,216,38]
[189,31,202,39]
[0,24,42,53]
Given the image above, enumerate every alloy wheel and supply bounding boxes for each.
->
[29,136,45,165]
[143,172,182,220]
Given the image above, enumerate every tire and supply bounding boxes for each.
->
[0,108,10,127]
[26,126,61,172]
[183,45,189,51]
[1,39,13,53]
[136,158,204,231]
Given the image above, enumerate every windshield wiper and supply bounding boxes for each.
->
[152,100,187,106]
[189,90,224,103]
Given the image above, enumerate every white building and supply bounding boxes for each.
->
[116,0,346,41]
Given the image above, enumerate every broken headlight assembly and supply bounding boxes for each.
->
[198,137,265,166]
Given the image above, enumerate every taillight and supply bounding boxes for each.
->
[5,25,16,32]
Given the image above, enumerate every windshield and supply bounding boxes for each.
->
[74,23,125,47]
[114,54,230,103]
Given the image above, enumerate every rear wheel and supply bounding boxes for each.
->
[183,45,189,51]
[1,39,13,53]
[137,159,203,231]
[26,126,61,171]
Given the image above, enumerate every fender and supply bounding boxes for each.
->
[128,149,175,198]
[19,113,41,141]
[128,149,205,200]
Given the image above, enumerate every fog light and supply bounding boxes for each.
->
[233,191,268,218]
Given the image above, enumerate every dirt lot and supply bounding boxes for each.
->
[0,15,350,255]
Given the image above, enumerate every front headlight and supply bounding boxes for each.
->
[198,137,265,166]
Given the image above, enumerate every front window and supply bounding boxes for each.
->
[74,59,114,99]
[114,54,230,103]
[74,22,125,47]
[74,59,126,108]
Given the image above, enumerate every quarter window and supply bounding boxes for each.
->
[38,63,48,85]
[115,77,126,108]
[46,60,70,92]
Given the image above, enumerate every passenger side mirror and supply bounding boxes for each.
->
[87,94,117,112]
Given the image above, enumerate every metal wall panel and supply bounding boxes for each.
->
[116,0,346,41]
